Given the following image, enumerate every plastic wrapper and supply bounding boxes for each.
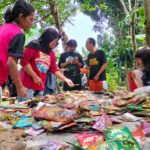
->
[127,105,144,111]
[25,128,45,137]
[132,125,145,148]
[13,116,33,128]
[92,113,112,132]
[88,138,141,150]
[143,122,150,136]
[33,105,77,122]
[74,116,93,123]
[76,133,104,149]
[104,126,132,141]
[40,141,68,150]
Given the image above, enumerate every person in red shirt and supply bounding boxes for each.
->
[0,0,35,98]
[19,28,74,101]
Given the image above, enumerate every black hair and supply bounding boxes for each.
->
[87,37,96,46]
[4,0,35,23]
[67,39,77,47]
[27,28,61,54]
[135,48,150,70]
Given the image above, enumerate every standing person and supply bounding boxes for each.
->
[86,38,108,92]
[58,39,84,91]
[19,28,74,101]
[0,0,35,97]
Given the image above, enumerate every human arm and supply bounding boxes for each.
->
[8,57,27,97]
[23,64,43,86]
[20,48,43,86]
[51,51,74,87]
[93,63,108,81]
[8,34,26,97]
[93,51,107,81]
[55,71,74,87]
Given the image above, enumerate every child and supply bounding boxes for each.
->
[86,38,108,92]
[0,0,35,97]
[19,28,74,101]
[133,48,150,93]
[58,39,84,91]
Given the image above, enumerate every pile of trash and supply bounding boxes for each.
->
[0,90,150,149]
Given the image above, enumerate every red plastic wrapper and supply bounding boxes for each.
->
[92,113,112,132]
[33,105,77,122]
[132,125,145,148]
[76,133,104,149]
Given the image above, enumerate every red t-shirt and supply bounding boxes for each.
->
[20,48,59,90]
[0,23,25,86]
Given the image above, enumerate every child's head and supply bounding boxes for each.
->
[67,39,77,52]
[4,0,35,31]
[135,47,150,70]
[86,38,96,51]
[39,28,61,53]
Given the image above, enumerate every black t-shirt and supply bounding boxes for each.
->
[58,52,84,76]
[8,34,25,58]
[87,50,107,81]
[142,69,150,86]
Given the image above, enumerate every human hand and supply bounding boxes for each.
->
[16,86,27,97]
[33,75,44,87]
[64,78,74,87]
[72,59,78,65]
[66,59,72,65]
[93,74,99,81]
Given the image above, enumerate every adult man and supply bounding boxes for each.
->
[86,38,108,91]
[58,39,84,91]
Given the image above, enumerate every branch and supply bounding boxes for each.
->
[34,13,51,24]
[119,0,129,16]
[128,0,132,11]
[0,2,12,9]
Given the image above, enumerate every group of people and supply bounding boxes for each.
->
[1,0,149,103]
[0,0,108,102]
[58,38,108,92]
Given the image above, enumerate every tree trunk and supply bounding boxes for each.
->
[119,0,137,51]
[143,0,150,47]
[130,0,138,52]
[49,1,68,51]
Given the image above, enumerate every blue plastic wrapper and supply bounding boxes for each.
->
[13,116,32,128]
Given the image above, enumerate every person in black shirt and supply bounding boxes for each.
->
[86,38,108,92]
[58,39,84,91]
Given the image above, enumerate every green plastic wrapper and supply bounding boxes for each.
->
[88,138,141,150]
[127,105,144,111]
[104,126,132,141]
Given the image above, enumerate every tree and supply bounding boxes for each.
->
[77,0,144,85]
[143,0,150,46]
[77,0,143,51]
[0,0,77,51]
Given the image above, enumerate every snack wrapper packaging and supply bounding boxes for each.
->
[92,113,112,132]
[40,141,67,150]
[104,126,132,141]
[33,105,77,122]
[88,138,141,150]
[132,125,145,148]
[76,133,104,149]
[14,116,32,128]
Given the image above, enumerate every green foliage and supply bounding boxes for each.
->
[77,0,145,87]
[106,72,118,92]
[0,0,77,28]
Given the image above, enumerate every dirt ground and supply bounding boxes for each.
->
[0,129,38,150]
